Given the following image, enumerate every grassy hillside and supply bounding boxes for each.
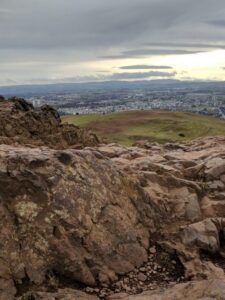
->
[62,110,225,146]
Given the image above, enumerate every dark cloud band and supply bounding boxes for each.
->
[120,65,173,70]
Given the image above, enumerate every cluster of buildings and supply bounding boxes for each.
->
[27,89,225,118]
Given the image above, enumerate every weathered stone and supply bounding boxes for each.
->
[137,273,147,282]
[21,289,99,300]
[181,218,220,253]
[107,280,225,299]
[2,100,225,298]
[205,158,225,179]
[149,247,156,254]
[0,144,150,296]
[0,98,99,148]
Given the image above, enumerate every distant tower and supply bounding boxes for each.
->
[213,94,217,107]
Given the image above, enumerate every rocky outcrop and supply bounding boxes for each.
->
[0,97,99,148]
[1,100,225,299]
[0,144,152,299]
[91,138,225,294]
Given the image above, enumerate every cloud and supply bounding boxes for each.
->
[72,71,176,81]
[208,20,225,27]
[109,71,176,79]
[1,0,225,84]
[143,42,225,50]
[120,65,173,70]
[100,49,205,60]
[0,8,13,14]
[46,71,176,83]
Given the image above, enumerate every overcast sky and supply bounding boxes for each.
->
[1,0,225,85]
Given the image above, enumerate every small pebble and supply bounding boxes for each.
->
[149,246,157,254]
[137,273,147,282]
[140,267,146,272]
[86,287,94,293]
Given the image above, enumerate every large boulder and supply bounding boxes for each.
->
[0,144,152,298]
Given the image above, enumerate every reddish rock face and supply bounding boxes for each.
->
[0,145,150,298]
[2,99,225,299]
[0,97,99,148]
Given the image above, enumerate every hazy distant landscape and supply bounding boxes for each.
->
[2,80,225,118]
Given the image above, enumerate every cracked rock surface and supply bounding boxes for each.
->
[1,100,225,299]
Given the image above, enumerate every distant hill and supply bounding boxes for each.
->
[1,79,225,96]
[62,109,225,145]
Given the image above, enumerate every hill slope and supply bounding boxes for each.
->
[62,110,225,145]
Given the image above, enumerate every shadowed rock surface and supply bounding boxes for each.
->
[1,99,225,299]
[19,279,225,299]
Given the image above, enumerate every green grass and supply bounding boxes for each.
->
[62,110,225,146]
